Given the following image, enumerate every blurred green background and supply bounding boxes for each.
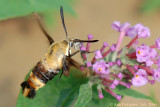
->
[0,0,160,107]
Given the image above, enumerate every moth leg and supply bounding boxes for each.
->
[34,13,54,45]
[66,57,83,70]
[59,57,70,79]
[69,50,80,57]
[69,50,95,57]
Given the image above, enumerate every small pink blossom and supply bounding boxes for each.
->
[146,60,153,67]
[92,60,110,75]
[111,21,121,31]
[88,34,94,40]
[117,72,123,80]
[120,22,130,32]
[133,65,138,70]
[103,42,109,47]
[136,45,150,62]
[156,37,160,50]
[149,48,158,59]
[132,69,148,86]
[98,90,104,99]
[80,46,86,51]
[116,95,122,101]
[108,62,114,66]
[116,59,121,66]
[87,62,92,67]
[157,56,160,68]
[94,50,102,59]
[110,79,119,89]
[111,21,130,32]
[126,27,137,38]
[135,24,150,38]
[153,69,160,82]
[110,44,116,51]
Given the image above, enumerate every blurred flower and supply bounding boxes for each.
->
[81,21,159,101]
[98,90,104,99]
[132,69,148,86]
[136,45,150,62]
[94,50,102,59]
[135,23,150,38]
[92,60,109,75]
[111,21,121,31]
[156,37,160,50]
[149,48,158,59]
[110,44,116,51]
[87,62,92,67]
[88,34,94,40]
[153,69,160,82]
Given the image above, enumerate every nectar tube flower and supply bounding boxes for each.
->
[157,56,160,68]
[136,44,150,62]
[126,27,137,38]
[87,62,92,67]
[92,60,110,75]
[98,90,104,99]
[149,48,158,59]
[132,69,148,87]
[156,37,160,50]
[135,23,150,38]
[81,21,160,101]
[94,50,102,59]
[153,69,160,82]
[111,21,121,31]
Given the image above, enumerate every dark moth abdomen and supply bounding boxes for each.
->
[21,62,59,98]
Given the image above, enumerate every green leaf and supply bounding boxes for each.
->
[75,82,92,107]
[17,68,121,107]
[141,0,160,13]
[87,85,119,107]
[113,86,153,102]
[0,0,76,20]
[16,68,88,107]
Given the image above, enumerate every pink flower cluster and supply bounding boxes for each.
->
[80,22,160,101]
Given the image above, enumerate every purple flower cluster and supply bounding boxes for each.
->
[112,21,150,38]
[136,44,158,66]
[80,22,160,101]
[92,60,110,75]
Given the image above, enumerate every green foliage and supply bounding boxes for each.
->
[16,68,120,107]
[113,86,153,102]
[0,0,76,26]
[17,68,154,107]
[16,69,88,107]
[87,85,119,107]
[75,82,92,107]
[141,0,160,13]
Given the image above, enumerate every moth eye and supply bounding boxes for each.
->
[74,42,80,49]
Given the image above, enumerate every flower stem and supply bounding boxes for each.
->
[105,88,121,101]
[150,44,156,48]
[126,64,135,75]
[102,48,112,58]
[115,31,125,52]
[126,52,137,59]
[138,65,153,75]
[126,35,138,48]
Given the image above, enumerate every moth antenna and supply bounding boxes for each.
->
[34,12,54,45]
[60,6,68,38]
[81,50,96,54]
